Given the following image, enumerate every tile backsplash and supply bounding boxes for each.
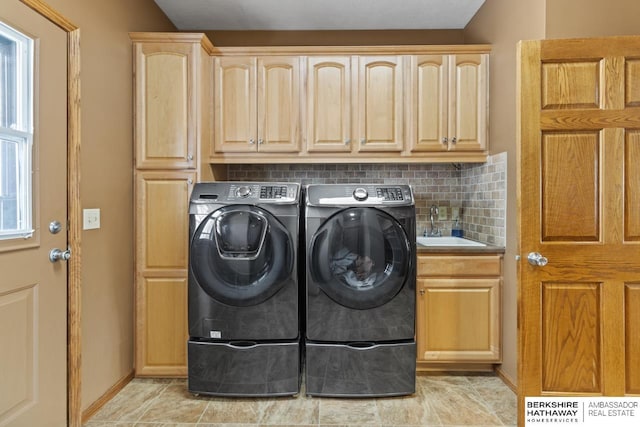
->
[227,152,506,246]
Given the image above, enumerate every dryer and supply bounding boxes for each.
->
[188,182,301,396]
[304,184,416,397]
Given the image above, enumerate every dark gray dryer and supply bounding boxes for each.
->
[305,184,416,397]
[188,182,300,396]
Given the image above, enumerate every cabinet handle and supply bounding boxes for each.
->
[442,137,448,144]
[451,137,457,144]
[187,154,193,161]
[258,138,264,145]
[249,138,255,145]
[187,179,193,185]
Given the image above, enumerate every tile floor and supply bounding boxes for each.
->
[83,374,517,427]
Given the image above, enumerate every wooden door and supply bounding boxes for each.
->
[305,56,352,152]
[213,56,257,153]
[135,171,194,376]
[357,56,404,152]
[134,42,197,169]
[448,54,488,152]
[409,55,448,152]
[257,56,300,152]
[0,2,68,425]
[518,36,640,424]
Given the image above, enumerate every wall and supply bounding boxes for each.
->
[546,0,640,39]
[205,29,465,46]
[464,0,546,386]
[40,0,175,412]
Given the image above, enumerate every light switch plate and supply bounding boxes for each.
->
[83,208,100,230]
[438,206,448,220]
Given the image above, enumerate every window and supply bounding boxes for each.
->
[0,21,33,240]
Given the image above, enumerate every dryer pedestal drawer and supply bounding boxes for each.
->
[188,340,300,396]
[305,341,416,397]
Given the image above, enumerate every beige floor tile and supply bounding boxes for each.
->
[199,398,263,423]
[422,383,503,426]
[90,381,170,422]
[259,396,320,424]
[375,394,441,425]
[137,384,209,423]
[318,398,381,425]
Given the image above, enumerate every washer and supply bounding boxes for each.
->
[188,182,301,396]
[304,184,416,397]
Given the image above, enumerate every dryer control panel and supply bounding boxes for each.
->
[306,184,414,207]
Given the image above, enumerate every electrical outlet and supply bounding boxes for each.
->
[83,208,100,230]
[438,206,448,220]
[451,207,460,219]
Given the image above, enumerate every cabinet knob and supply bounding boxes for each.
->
[258,138,264,145]
[360,138,366,145]
[187,154,193,161]
[419,289,425,295]
[442,137,448,144]
[451,137,457,144]
[249,138,255,145]
[345,139,351,145]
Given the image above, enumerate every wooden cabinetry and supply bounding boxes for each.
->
[131,33,214,376]
[416,253,502,371]
[212,56,301,153]
[305,55,404,153]
[409,54,488,153]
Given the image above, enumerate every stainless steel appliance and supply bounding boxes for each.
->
[304,184,416,397]
[188,182,301,396]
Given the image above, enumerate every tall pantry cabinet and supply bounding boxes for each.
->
[131,33,214,376]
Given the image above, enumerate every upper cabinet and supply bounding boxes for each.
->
[305,55,404,154]
[305,57,352,153]
[134,41,199,169]
[357,56,405,152]
[409,54,488,153]
[213,56,301,154]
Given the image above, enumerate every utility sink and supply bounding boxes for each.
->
[417,236,486,247]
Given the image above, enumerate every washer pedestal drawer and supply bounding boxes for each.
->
[188,339,300,396]
[305,341,416,397]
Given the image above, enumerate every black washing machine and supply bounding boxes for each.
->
[304,184,416,397]
[188,182,301,396]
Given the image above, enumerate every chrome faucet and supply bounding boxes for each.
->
[425,205,442,237]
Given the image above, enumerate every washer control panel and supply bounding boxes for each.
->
[190,182,300,205]
[227,183,298,202]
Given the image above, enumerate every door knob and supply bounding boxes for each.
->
[527,252,548,266]
[49,248,71,263]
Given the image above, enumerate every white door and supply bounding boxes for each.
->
[0,1,68,426]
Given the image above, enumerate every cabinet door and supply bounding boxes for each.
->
[305,56,352,152]
[258,56,301,152]
[134,43,197,169]
[213,57,258,153]
[135,170,194,376]
[448,54,488,152]
[357,56,404,152]
[409,55,448,152]
[416,277,501,362]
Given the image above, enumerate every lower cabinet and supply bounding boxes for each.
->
[135,171,195,376]
[416,253,502,371]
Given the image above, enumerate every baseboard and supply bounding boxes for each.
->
[81,370,134,423]
[495,366,517,393]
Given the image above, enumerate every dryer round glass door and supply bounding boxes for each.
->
[190,205,294,306]
[309,207,411,309]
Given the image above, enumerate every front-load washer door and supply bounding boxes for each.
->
[309,207,411,310]
[190,205,294,307]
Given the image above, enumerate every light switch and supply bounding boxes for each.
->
[438,206,448,220]
[83,208,100,230]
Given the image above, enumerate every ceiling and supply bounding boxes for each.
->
[153,0,486,31]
